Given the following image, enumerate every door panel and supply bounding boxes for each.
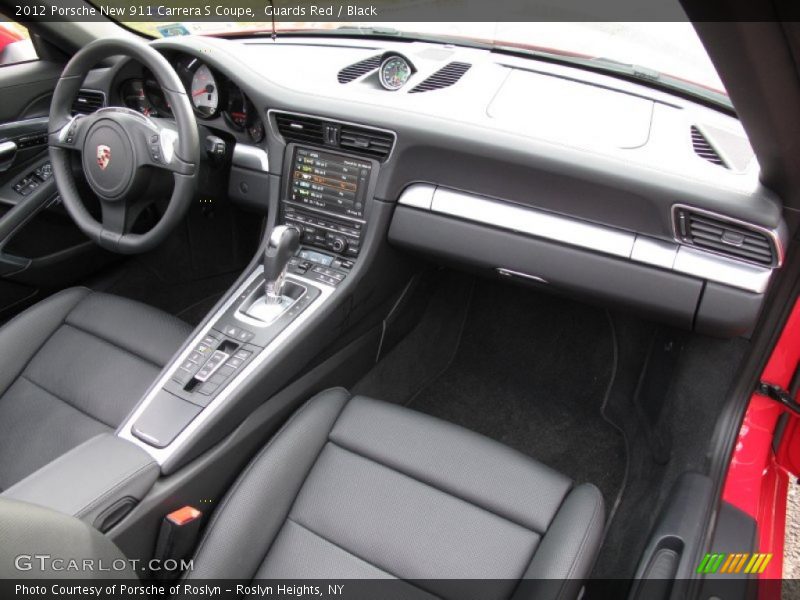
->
[0,24,116,321]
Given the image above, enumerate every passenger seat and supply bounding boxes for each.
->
[0,389,604,599]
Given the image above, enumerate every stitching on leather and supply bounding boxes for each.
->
[19,374,118,429]
[186,388,351,580]
[74,460,155,519]
[284,516,439,598]
[328,440,542,536]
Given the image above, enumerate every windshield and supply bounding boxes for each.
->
[119,19,725,99]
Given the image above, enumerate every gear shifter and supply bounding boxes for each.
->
[263,225,300,304]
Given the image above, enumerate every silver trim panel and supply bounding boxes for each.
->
[117,268,335,464]
[631,236,678,269]
[673,246,772,294]
[398,183,435,210]
[232,144,270,172]
[430,186,636,258]
[398,185,775,294]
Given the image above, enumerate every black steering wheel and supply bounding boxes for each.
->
[48,38,199,254]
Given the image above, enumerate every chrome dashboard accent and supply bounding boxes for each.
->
[673,246,772,294]
[631,236,678,269]
[117,267,335,464]
[398,183,435,210]
[232,143,270,172]
[430,186,636,258]
[399,185,777,294]
[496,268,548,284]
[671,203,787,268]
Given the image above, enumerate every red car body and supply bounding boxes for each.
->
[723,297,800,590]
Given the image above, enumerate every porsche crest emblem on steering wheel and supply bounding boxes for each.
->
[96,145,111,170]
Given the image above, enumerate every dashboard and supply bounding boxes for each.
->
[76,34,792,339]
[115,52,264,144]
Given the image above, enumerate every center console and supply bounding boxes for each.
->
[117,142,380,468]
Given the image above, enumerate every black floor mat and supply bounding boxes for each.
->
[355,273,626,508]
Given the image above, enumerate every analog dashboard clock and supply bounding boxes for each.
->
[379,55,414,91]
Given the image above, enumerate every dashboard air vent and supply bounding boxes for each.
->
[273,111,395,161]
[409,62,471,93]
[675,207,776,267]
[690,126,727,168]
[72,90,105,115]
[275,113,325,145]
[338,55,382,83]
[339,124,394,159]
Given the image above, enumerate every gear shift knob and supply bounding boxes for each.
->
[263,225,300,303]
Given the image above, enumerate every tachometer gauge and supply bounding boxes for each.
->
[225,85,248,130]
[190,64,219,117]
[143,70,171,116]
[379,55,413,91]
[120,79,158,117]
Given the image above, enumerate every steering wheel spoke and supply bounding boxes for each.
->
[134,121,194,176]
[100,201,131,237]
[49,114,93,150]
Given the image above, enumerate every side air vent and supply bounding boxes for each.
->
[72,90,105,115]
[339,124,394,159]
[409,61,471,93]
[675,207,778,267]
[337,55,382,83]
[275,113,325,145]
[273,111,395,161]
[690,125,727,168]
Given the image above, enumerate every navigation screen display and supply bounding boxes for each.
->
[290,147,372,219]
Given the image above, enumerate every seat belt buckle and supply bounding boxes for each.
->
[153,506,203,580]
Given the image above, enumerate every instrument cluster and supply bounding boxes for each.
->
[119,54,265,144]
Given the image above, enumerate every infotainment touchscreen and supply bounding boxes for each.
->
[289,147,372,220]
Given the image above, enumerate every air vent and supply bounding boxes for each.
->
[274,111,394,161]
[691,126,727,168]
[339,124,394,159]
[675,207,777,267]
[72,90,105,115]
[275,113,325,145]
[337,55,382,84]
[409,62,471,93]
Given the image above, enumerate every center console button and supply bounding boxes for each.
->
[216,365,236,379]
[172,367,194,385]
[221,324,240,338]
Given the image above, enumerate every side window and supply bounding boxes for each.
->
[0,16,38,67]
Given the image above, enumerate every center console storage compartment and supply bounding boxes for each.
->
[1,433,158,531]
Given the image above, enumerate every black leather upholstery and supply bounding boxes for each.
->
[188,389,605,599]
[0,288,190,490]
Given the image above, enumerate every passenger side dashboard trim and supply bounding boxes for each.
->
[398,184,775,294]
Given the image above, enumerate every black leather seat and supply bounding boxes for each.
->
[0,287,190,490]
[186,389,605,598]
[0,388,604,597]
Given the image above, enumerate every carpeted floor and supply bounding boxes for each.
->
[355,272,627,509]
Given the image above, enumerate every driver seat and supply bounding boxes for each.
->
[0,287,190,490]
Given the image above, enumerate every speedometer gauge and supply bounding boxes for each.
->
[379,55,413,91]
[190,64,219,117]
